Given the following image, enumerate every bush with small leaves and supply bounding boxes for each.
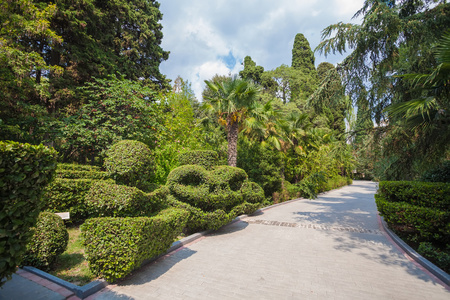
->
[178,150,219,170]
[22,212,69,271]
[0,141,57,286]
[104,140,155,191]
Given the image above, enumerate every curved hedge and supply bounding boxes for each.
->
[42,178,115,223]
[166,164,264,231]
[378,181,450,210]
[22,212,69,271]
[104,140,155,191]
[178,150,218,170]
[0,141,57,286]
[86,181,167,218]
[81,208,189,282]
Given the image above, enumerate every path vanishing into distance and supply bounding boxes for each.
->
[92,181,449,300]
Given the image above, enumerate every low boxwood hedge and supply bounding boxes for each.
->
[378,181,450,210]
[81,207,189,282]
[57,163,101,171]
[178,150,219,170]
[56,168,109,180]
[22,212,69,271]
[0,141,57,286]
[85,181,167,218]
[41,178,115,223]
[375,194,449,244]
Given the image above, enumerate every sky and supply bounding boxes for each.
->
[159,0,365,100]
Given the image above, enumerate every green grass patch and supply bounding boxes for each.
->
[49,226,97,286]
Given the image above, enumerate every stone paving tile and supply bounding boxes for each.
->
[0,273,65,300]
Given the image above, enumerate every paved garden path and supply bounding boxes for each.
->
[91,181,449,299]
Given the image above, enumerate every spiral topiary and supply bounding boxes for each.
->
[22,212,69,271]
[104,140,155,191]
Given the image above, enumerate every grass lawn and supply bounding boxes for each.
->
[49,226,98,286]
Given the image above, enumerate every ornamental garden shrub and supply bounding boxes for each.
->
[375,181,450,272]
[56,163,109,180]
[22,212,69,271]
[166,164,264,232]
[178,150,219,170]
[104,140,156,192]
[81,208,189,282]
[41,178,115,224]
[85,181,167,217]
[0,141,57,286]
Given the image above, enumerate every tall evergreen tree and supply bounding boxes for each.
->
[291,33,315,73]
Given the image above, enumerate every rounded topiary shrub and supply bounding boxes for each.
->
[166,165,210,209]
[240,181,265,204]
[104,140,155,191]
[178,150,219,170]
[22,212,69,271]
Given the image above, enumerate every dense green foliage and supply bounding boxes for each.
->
[86,181,166,218]
[178,150,219,170]
[317,0,450,180]
[0,141,57,285]
[104,140,155,191]
[56,163,108,180]
[42,178,114,224]
[81,208,188,282]
[22,212,69,271]
[420,161,450,183]
[166,163,264,231]
[376,181,450,272]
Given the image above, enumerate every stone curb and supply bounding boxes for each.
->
[23,266,107,299]
[378,215,450,287]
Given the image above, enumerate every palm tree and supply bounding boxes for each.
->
[203,76,261,167]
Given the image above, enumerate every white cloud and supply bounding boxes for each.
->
[159,0,365,100]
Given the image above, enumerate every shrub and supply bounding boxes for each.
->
[240,181,265,204]
[166,164,263,231]
[420,161,450,183]
[22,212,69,271]
[86,181,167,217]
[104,140,155,191]
[378,181,450,210]
[417,242,450,273]
[81,208,189,282]
[0,141,57,286]
[375,194,449,244]
[166,165,210,209]
[57,163,101,172]
[178,150,218,170]
[41,178,115,223]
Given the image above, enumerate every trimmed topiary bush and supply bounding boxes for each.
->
[166,164,264,231]
[166,165,210,209]
[0,141,57,286]
[178,150,219,170]
[85,181,167,218]
[104,140,155,191]
[22,212,69,271]
[81,208,189,282]
[56,164,109,180]
[42,178,115,224]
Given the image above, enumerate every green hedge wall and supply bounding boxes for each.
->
[56,168,109,180]
[81,208,189,282]
[375,194,449,244]
[378,181,450,210]
[178,150,219,170]
[0,141,57,286]
[85,181,167,218]
[22,212,69,271]
[41,178,115,223]
[57,163,101,171]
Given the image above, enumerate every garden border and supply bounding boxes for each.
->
[377,214,450,288]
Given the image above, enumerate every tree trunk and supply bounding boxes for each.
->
[227,120,239,167]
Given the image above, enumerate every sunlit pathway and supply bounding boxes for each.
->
[92,181,449,300]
